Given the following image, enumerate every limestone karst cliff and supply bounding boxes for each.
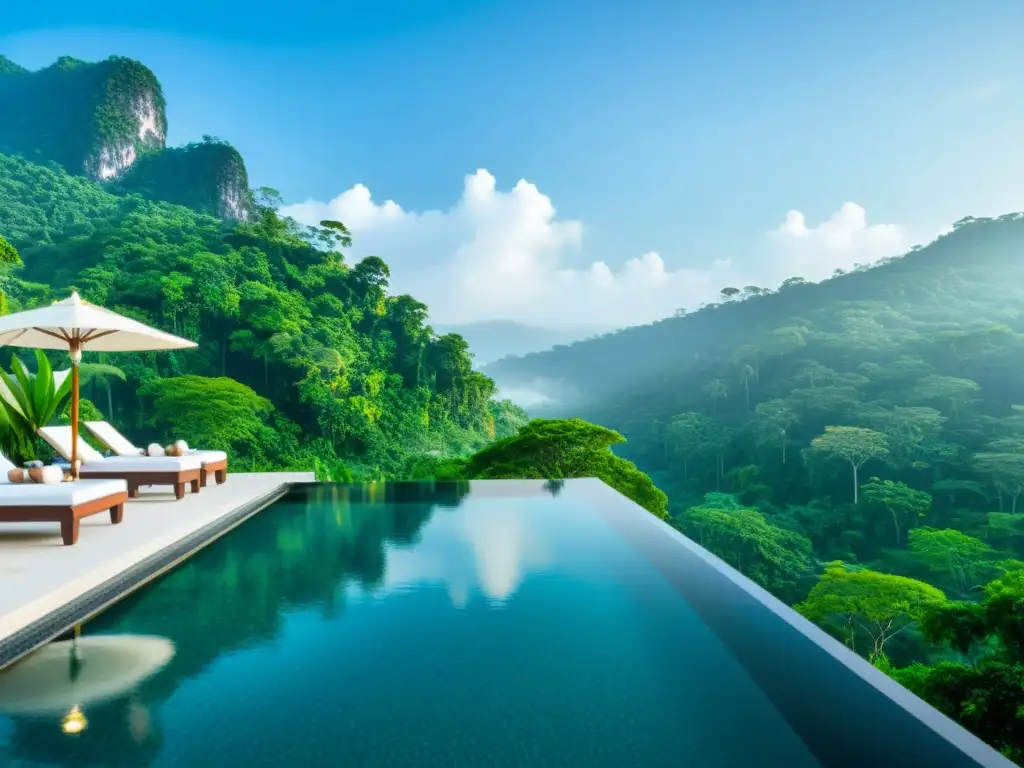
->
[116,137,251,221]
[0,55,167,181]
[0,55,251,221]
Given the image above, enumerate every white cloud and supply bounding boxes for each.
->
[281,171,917,329]
[761,202,911,284]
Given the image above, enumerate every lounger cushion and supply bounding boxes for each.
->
[80,455,203,472]
[83,421,139,456]
[190,449,228,463]
[84,421,227,466]
[0,478,127,505]
[38,426,106,464]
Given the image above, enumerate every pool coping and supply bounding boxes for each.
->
[0,480,296,671]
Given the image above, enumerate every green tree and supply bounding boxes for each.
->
[858,405,947,469]
[809,426,889,504]
[888,569,1024,762]
[906,527,1010,599]
[682,494,813,597]
[973,440,1024,513]
[796,561,946,660]
[664,411,709,480]
[752,399,797,464]
[861,477,932,545]
[910,375,981,419]
[141,375,273,457]
[464,418,669,520]
[704,419,734,490]
[703,378,728,412]
[0,233,21,268]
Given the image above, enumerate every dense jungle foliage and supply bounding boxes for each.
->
[489,213,1024,760]
[0,151,528,477]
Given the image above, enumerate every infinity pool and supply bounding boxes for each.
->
[0,480,1007,767]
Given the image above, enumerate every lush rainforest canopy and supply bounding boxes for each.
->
[0,151,529,477]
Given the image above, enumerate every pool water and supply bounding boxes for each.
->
[0,481,823,767]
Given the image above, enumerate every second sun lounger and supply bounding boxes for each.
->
[83,420,228,487]
[39,426,203,501]
[0,453,129,545]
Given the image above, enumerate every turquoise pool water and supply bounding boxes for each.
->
[0,481,828,767]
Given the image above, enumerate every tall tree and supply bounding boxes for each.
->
[664,411,709,480]
[809,426,889,503]
[973,439,1024,513]
[752,399,797,464]
[703,378,728,412]
[906,527,1011,599]
[797,561,946,660]
[682,494,813,598]
[861,477,932,545]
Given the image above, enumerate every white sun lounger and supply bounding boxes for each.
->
[0,452,129,545]
[38,426,203,501]
[83,420,228,487]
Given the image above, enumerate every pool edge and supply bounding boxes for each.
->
[0,481,296,671]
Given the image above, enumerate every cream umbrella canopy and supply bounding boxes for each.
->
[0,292,197,477]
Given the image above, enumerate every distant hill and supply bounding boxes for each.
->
[436,321,604,366]
[0,55,249,220]
[483,215,1024,406]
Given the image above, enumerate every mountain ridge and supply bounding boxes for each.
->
[483,213,1024,404]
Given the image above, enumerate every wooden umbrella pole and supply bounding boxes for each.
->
[70,338,81,480]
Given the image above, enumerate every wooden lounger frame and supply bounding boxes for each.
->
[78,468,202,501]
[200,458,228,488]
[0,489,130,546]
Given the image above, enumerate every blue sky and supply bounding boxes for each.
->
[3,1,1024,328]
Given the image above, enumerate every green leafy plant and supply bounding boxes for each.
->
[0,350,73,463]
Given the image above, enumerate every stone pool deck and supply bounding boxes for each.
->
[0,471,312,655]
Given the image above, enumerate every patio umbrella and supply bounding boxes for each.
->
[0,292,196,478]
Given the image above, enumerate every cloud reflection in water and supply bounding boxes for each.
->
[367,499,553,608]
